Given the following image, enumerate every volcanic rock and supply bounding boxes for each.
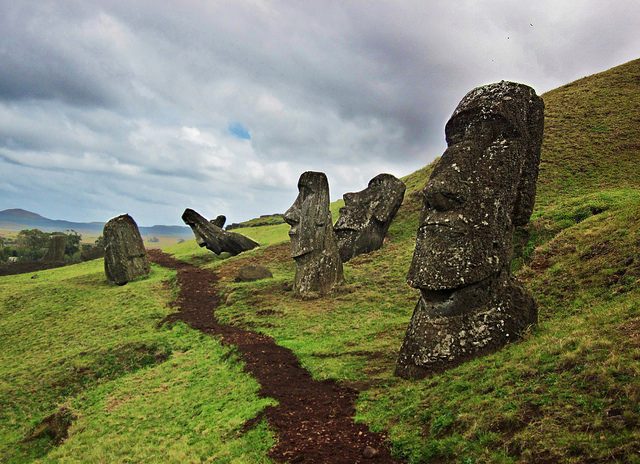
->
[103,214,150,285]
[182,208,259,256]
[284,171,343,298]
[396,81,544,378]
[335,173,405,262]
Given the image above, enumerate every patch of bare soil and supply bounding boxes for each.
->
[0,261,67,276]
[148,250,399,464]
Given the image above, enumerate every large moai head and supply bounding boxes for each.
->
[103,214,150,285]
[396,82,544,379]
[284,171,343,297]
[334,173,406,262]
[408,81,544,293]
[284,171,333,258]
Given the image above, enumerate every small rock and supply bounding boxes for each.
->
[235,264,273,282]
[31,274,38,279]
[363,445,379,458]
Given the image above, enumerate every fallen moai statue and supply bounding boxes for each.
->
[103,214,150,285]
[182,208,259,255]
[334,173,406,262]
[284,171,343,298]
[396,81,544,379]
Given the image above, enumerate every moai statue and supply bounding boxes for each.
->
[182,209,258,255]
[43,234,66,262]
[211,215,226,228]
[334,174,406,262]
[284,171,343,298]
[103,214,150,285]
[396,81,544,379]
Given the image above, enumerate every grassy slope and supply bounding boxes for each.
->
[207,59,640,463]
[1,59,638,463]
[0,260,274,463]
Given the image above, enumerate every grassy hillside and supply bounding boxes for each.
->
[206,59,640,462]
[536,59,640,207]
[0,261,274,463]
[1,59,638,463]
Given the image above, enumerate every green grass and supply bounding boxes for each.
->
[2,58,639,463]
[536,58,640,208]
[228,214,285,229]
[0,259,274,463]
[208,59,640,463]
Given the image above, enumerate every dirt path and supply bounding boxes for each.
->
[148,250,399,464]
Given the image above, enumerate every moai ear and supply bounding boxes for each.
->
[372,200,395,223]
[512,95,544,227]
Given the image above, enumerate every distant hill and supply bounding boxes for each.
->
[226,213,285,230]
[0,208,192,238]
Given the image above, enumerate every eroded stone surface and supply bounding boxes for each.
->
[103,214,150,285]
[211,215,226,228]
[235,264,273,282]
[334,174,406,262]
[396,81,544,379]
[284,171,343,298]
[182,208,259,256]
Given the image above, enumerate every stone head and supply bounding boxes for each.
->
[335,174,406,232]
[407,81,544,291]
[284,171,332,258]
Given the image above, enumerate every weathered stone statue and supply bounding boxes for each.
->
[396,81,544,379]
[103,214,150,285]
[211,215,226,228]
[284,171,343,298]
[182,208,258,255]
[334,174,406,262]
[43,234,66,262]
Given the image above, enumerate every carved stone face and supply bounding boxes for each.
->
[334,173,406,262]
[407,81,544,291]
[335,174,405,232]
[283,171,331,258]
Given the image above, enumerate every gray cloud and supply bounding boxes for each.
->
[0,0,639,225]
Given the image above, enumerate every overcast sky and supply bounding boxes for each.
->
[1,1,638,225]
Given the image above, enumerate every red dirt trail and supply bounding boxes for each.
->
[148,250,399,464]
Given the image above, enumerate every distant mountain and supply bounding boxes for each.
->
[0,209,192,238]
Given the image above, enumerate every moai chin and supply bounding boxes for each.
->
[395,81,544,379]
[103,214,150,285]
[334,173,406,262]
[284,171,343,298]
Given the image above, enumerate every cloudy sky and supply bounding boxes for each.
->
[1,1,638,225]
